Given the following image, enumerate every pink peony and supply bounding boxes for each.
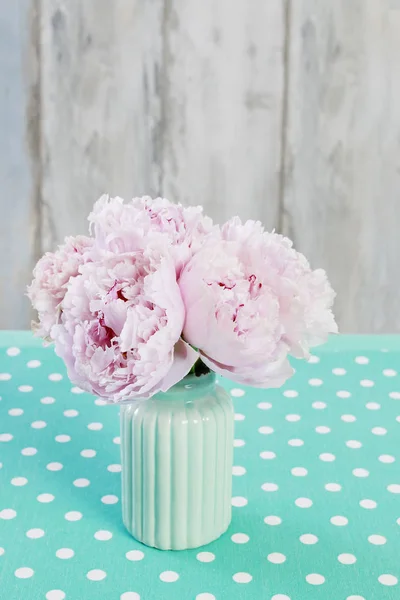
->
[179,218,337,388]
[88,195,214,275]
[51,250,198,402]
[27,235,93,338]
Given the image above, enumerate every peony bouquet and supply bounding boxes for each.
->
[28,196,337,403]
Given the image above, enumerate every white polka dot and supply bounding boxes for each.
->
[383,369,397,377]
[231,388,245,397]
[309,378,323,386]
[21,447,37,456]
[0,373,11,380]
[41,396,55,404]
[295,497,313,508]
[160,571,179,582]
[81,449,96,458]
[87,569,106,581]
[257,402,272,410]
[308,355,320,363]
[288,438,304,447]
[231,533,249,544]
[397,416,400,423]
[352,468,369,478]
[388,484,400,494]
[107,464,121,473]
[378,574,398,586]
[259,426,274,434]
[11,477,28,486]
[65,511,82,521]
[285,414,301,422]
[231,496,248,506]
[0,509,16,519]
[379,454,395,463]
[264,515,282,526]
[262,483,279,492]
[260,451,276,460]
[19,385,33,392]
[0,433,13,442]
[94,530,112,541]
[346,440,362,449]
[126,550,144,561]
[359,499,377,509]
[101,495,119,504]
[197,552,215,563]
[49,373,63,381]
[120,594,140,600]
[71,386,84,394]
[95,398,107,406]
[88,422,103,431]
[15,567,34,578]
[319,453,335,462]
[325,483,342,492]
[37,493,54,503]
[268,552,286,564]
[341,414,356,422]
[31,420,47,429]
[366,402,380,410]
[234,439,245,447]
[337,390,351,398]
[312,401,327,409]
[233,572,252,583]
[56,548,74,559]
[291,467,308,477]
[346,596,365,600]
[27,360,41,368]
[306,573,325,585]
[397,518,400,525]
[271,596,291,600]
[355,356,369,365]
[55,435,70,443]
[283,390,298,398]
[338,553,357,564]
[368,534,386,545]
[361,379,374,387]
[232,465,246,476]
[26,528,45,539]
[389,392,400,399]
[46,591,66,600]
[300,534,318,544]
[46,462,63,471]
[8,408,23,416]
[73,478,90,487]
[234,413,245,421]
[7,347,20,356]
[372,427,387,435]
[316,426,330,434]
[330,515,348,526]
[64,409,79,417]
[333,367,346,375]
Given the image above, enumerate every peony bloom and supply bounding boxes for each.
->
[179,218,337,388]
[51,250,198,402]
[27,235,94,338]
[88,195,214,275]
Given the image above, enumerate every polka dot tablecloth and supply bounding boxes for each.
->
[1,332,400,600]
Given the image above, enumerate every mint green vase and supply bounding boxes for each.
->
[120,372,234,550]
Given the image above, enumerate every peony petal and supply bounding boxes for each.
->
[159,339,199,392]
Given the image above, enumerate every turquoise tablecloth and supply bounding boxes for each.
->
[1,332,400,600]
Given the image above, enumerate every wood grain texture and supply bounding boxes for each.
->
[160,0,285,226]
[40,0,164,251]
[282,0,400,333]
[0,0,40,328]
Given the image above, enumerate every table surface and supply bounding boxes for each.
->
[1,332,400,600]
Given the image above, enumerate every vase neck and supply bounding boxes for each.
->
[153,371,216,401]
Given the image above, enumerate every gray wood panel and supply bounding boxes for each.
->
[40,0,164,251]
[0,0,39,329]
[282,0,400,333]
[161,0,285,227]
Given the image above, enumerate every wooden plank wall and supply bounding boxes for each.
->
[0,0,399,332]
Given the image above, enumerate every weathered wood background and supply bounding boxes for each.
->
[1,0,399,332]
